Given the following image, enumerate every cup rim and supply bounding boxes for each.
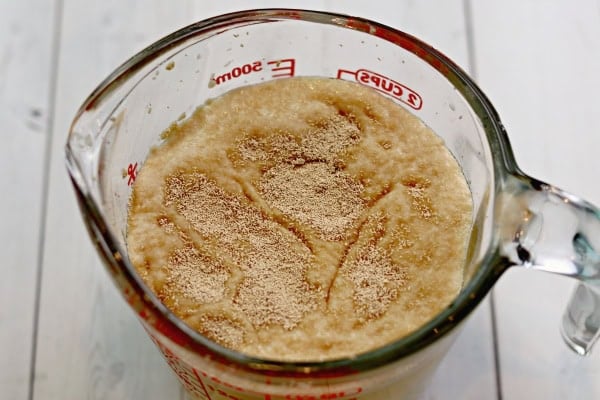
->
[66,8,517,377]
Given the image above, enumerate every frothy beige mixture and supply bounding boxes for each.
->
[126,77,472,361]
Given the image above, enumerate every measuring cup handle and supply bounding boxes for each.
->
[499,173,600,355]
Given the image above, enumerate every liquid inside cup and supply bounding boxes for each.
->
[126,76,473,362]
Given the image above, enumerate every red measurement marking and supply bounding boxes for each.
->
[148,331,363,400]
[337,68,422,110]
[267,58,295,78]
[211,58,296,87]
[191,368,213,400]
[214,61,263,85]
[127,162,137,186]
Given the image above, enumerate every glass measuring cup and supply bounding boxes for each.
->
[65,8,600,400]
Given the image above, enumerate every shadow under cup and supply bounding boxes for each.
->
[66,9,600,400]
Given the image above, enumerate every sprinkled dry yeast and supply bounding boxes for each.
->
[259,162,365,241]
[126,77,472,361]
[163,170,318,331]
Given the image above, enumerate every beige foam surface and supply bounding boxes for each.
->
[126,77,472,361]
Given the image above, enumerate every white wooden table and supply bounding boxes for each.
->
[2,1,600,399]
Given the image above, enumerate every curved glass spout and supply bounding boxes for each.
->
[499,174,600,355]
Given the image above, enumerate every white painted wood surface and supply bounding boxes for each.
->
[33,3,192,399]
[1,0,598,399]
[471,1,600,398]
[0,1,56,399]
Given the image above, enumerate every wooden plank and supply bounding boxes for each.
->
[338,2,498,399]
[470,1,600,399]
[424,297,496,400]
[0,1,56,399]
[31,1,197,399]
[34,1,496,399]
[183,3,498,400]
[191,7,501,400]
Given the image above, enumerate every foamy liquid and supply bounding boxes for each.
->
[126,77,472,361]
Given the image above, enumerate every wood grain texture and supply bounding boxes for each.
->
[471,1,600,399]
[32,1,193,399]
[328,1,498,399]
[31,0,498,399]
[0,1,56,398]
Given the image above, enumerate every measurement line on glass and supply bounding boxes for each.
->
[210,58,296,87]
[148,332,363,400]
[337,68,423,110]
[125,162,137,186]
